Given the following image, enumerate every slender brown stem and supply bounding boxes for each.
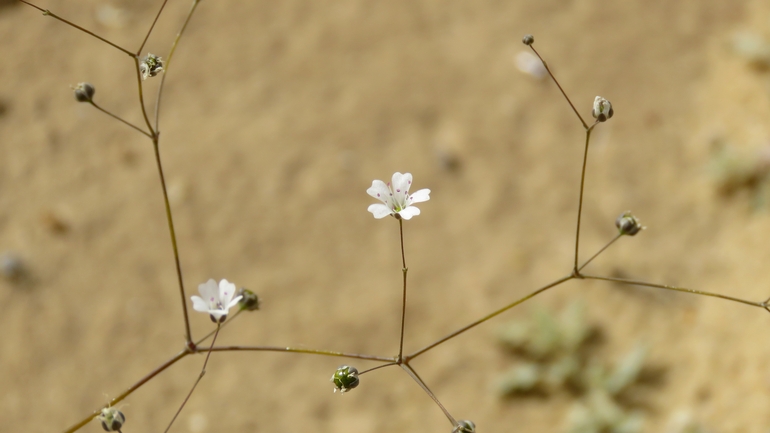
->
[18,0,135,57]
[582,274,766,308]
[62,351,189,433]
[577,233,622,272]
[358,362,398,376]
[573,125,595,272]
[62,311,248,433]
[401,364,456,426]
[88,101,152,138]
[208,345,395,362]
[529,44,587,129]
[407,275,573,360]
[136,0,169,55]
[151,138,192,345]
[163,324,221,433]
[133,58,156,136]
[398,218,408,359]
[155,0,201,131]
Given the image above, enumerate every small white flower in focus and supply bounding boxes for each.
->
[191,279,243,323]
[592,96,614,122]
[139,53,164,80]
[367,172,430,220]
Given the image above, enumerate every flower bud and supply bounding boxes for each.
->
[97,407,125,432]
[73,82,95,102]
[237,288,260,311]
[139,54,164,80]
[454,420,476,433]
[615,211,643,236]
[331,365,359,393]
[522,34,534,46]
[592,96,614,122]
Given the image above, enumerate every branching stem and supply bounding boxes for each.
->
[88,101,152,138]
[398,218,408,359]
[18,0,135,57]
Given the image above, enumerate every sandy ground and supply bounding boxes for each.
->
[2,0,770,432]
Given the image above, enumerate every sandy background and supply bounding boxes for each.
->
[2,0,770,432]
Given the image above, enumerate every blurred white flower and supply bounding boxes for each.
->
[139,53,164,80]
[191,279,242,323]
[367,172,430,220]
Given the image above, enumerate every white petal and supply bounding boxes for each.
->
[191,296,210,313]
[391,172,412,194]
[218,279,237,305]
[198,279,219,304]
[368,203,393,219]
[408,188,430,204]
[226,295,243,310]
[366,180,391,203]
[398,206,420,220]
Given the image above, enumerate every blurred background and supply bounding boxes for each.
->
[2,0,770,432]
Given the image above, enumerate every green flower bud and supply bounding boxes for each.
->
[331,365,359,394]
[522,34,534,45]
[237,288,260,311]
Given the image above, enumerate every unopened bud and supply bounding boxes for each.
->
[139,54,164,80]
[592,96,614,122]
[331,365,359,394]
[97,407,125,432]
[615,211,643,236]
[237,288,260,311]
[454,420,476,433]
[522,34,534,46]
[73,82,95,102]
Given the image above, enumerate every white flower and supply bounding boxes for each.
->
[592,96,614,122]
[367,172,430,220]
[191,279,243,323]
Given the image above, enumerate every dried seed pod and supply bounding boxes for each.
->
[330,365,359,393]
[73,82,95,102]
[454,420,476,433]
[615,211,644,236]
[97,407,125,432]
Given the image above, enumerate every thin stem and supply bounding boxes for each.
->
[62,351,189,433]
[407,275,573,360]
[577,233,622,272]
[18,0,135,57]
[136,0,169,55]
[155,0,201,131]
[61,312,249,433]
[582,274,766,308]
[152,138,192,345]
[398,218,408,359]
[400,364,456,426]
[573,125,595,273]
[133,58,156,136]
[208,345,395,362]
[163,324,221,433]
[358,362,398,376]
[88,101,152,138]
[529,44,587,129]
